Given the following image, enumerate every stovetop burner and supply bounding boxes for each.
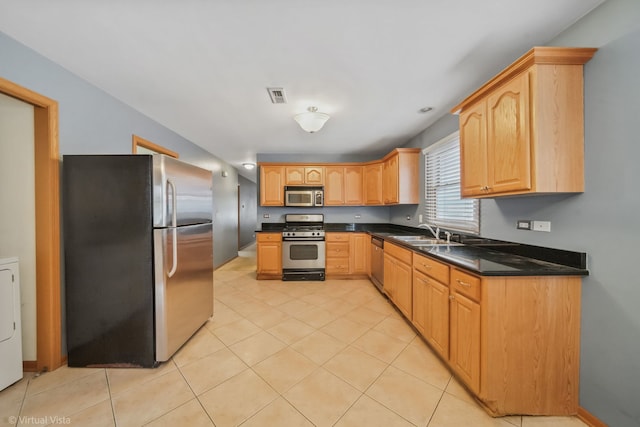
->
[283,213,325,238]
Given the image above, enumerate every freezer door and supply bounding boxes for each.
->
[152,155,213,227]
[154,223,214,361]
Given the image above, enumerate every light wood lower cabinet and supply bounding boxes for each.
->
[449,275,481,394]
[256,233,282,279]
[391,249,582,416]
[326,233,350,275]
[326,232,368,278]
[383,243,412,318]
[412,253,450,360]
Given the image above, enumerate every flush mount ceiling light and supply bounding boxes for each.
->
[294,106,330,133]
[242,163,255,170]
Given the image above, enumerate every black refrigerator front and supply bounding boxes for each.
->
[63,154,213,368]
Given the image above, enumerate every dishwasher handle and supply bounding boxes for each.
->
[371,236,384,249]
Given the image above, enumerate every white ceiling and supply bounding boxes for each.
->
[0,0,605,181]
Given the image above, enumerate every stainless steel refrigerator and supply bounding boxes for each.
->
[63,154,213,367]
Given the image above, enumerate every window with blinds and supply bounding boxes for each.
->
[424,131,479,234]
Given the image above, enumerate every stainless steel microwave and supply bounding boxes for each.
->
[284,186,324,207]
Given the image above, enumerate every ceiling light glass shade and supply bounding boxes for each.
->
[294,106,330,133]
[242,163,255,170]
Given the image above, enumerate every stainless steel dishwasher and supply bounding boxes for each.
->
[370,236,384,293]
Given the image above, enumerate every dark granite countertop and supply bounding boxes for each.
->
[256,222,589,277]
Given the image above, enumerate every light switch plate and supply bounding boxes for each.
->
[532,221,551,232]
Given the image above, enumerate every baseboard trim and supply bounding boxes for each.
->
[578,406,608,427]
[23,360,37,372]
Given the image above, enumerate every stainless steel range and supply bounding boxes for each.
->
[282,214,326,281]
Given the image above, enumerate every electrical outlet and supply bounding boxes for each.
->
[354,214,361,219]
[517,220,532,230]
[418,214,423,223]
[532,221,551,232]
[263,213,270,219]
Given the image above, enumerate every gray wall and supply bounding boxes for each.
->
[0,31,240,269]
[395,1,640,425]
[238,174,258,248]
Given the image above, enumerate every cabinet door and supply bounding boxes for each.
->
[285,167,304,185]
[383,253,396,300]
[344,166,363,205]
[364,163,383,205]
[257,240,282,277]
[394,259,412,318]
[487,72,531,194]
[324,166,344,205]
[304,167,324,185]
[382,154,399,204]
[460,102,488,197]
[427,279,450,358]
[450,291,481,393]
[350,233,368,275]
[412,271,428,336]
[260,166,285,206]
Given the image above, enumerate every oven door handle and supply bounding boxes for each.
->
[282,237,326,242]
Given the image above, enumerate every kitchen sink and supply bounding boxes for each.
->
[390,235,447,244]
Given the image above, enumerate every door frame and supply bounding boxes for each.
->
[0,77,62,372]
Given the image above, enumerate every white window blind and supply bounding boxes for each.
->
[424,132,479,234]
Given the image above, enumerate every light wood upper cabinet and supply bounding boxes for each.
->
[324,166,345,205]
[286,166,324,185]
[382,149,420,204]
[344,166,363,205]
[259,165,285,206]
[325,165,364,206]
[453,47,597,198]
[364,163,383,205]
[258,148,419,206]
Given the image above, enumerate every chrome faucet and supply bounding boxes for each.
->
[417,223,440,239]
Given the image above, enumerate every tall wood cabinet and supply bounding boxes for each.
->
[453,47,597,198]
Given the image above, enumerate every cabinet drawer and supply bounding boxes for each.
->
[327,242,349,258]
[257,232,282,242]
[326,258,349,274]
[451,269,481,302]
[413,253,449,284]
[326,233,350,242]
[384,242,412,265]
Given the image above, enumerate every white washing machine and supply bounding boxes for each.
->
[0,257,23,391]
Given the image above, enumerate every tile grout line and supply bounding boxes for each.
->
[103,368,118,427]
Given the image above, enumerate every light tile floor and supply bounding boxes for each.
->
[0,245,588,427]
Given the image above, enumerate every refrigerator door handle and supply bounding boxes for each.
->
[167,179,178,277]
[167,179,177,228]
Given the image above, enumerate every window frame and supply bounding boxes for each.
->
[423,131,480,234]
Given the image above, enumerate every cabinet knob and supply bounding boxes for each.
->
[449,295,455,301]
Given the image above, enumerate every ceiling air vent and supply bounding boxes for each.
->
[267,87,287,104]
